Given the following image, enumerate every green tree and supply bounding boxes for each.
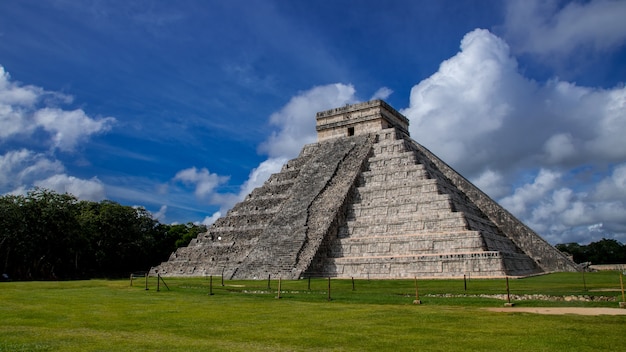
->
[1,189,203,280]
[0,189,82,279]
[77,200,158,276]
[0,194,25,278]
[557,238,626,265]
[585,238,626,264]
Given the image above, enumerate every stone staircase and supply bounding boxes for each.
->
[151,143,320,278]
[231,134,375,279]
[307,128,542,278]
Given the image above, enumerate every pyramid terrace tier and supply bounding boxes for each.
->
[365,152,420,170]
[342,213,470,237]
[346,202,505,238]
[314,251,541,279]
[226,196,287,216]
[332,231,523,257]
[358,164,429,183]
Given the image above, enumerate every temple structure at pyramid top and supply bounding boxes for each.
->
[152,100,579,279]
[316,100,410,141]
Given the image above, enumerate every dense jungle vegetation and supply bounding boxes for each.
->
[1,189,625,281]
[556,239,626,265]
[0,189,206,280]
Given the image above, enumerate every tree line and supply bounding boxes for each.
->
[0,189,206,281]
[556,238,626,265]
[3,188,624,281]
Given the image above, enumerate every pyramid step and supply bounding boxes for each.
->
[367,152,418,169]
[266,169,300,183]
[324,251,508,279]
[359,164,428,182]
[211,213,276,228]
[357,178,442,190]
[332,231,488,257]
[342,215,469,237]
[345,209,467,226]
[334,251,502,262]
[354,182,444,202]
[249,182,294,198]
[348,193,443,209]
[353,196,452,214]
[371,140,410,156]
[228,197,286,216]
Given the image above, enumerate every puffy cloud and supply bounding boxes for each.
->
[503,0,626,57]
[259,83,357,159]
[403,29,529,174]
[237,157,288,199]
[201,211,222,226]
[402,28,626,244]
[33,108,115,152]
[151,205,168,222]
[0,66,43,106]
[471,169,509,200]
[173,167,229,199]
[0,149,64,190]
[0,149,107,201]
[0,65,115,151]
[403,29,626,176]
[542,133,576,164]
[244,83,358,197]
[593,164,626,201]
[497,167,626,244]
[500,169,561,217]
[0,65,114,201]
[34,174,105,201]
[370,87,393,101]
[0,103,31,138]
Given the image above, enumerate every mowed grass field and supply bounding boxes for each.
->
[1,272,625,351]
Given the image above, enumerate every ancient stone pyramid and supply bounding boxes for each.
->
[152,100,578,279]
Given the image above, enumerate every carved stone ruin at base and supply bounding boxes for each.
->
[151,100,579,279]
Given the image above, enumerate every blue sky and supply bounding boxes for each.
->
[1,0,625,245]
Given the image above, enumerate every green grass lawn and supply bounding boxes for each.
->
[1,272,625,351]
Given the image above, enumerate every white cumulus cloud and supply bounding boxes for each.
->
[237,157,289,200]
[0,65,114,152]
[246,82,358,196]
[503,0,626,57]
[0,65,114,201]
[34,174,105,201]
[0,149,64,190]
[151,205,168,222]
[33,108,115,152]
[370,87,393,101]
[259,83,357,159]
[201,211,222,226]
[402,28,626,244]
[173,167,229,199]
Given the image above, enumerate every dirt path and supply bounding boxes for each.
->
[486,307,626,315]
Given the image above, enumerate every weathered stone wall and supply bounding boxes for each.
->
[316,100,409,141]
[230,134,376,279]
[151,143,321,277]
[406,139,579,273]
[309,127,543,278]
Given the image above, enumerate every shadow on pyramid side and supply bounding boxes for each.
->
[152,100,579,279]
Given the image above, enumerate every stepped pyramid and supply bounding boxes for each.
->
[152,100,578,279]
